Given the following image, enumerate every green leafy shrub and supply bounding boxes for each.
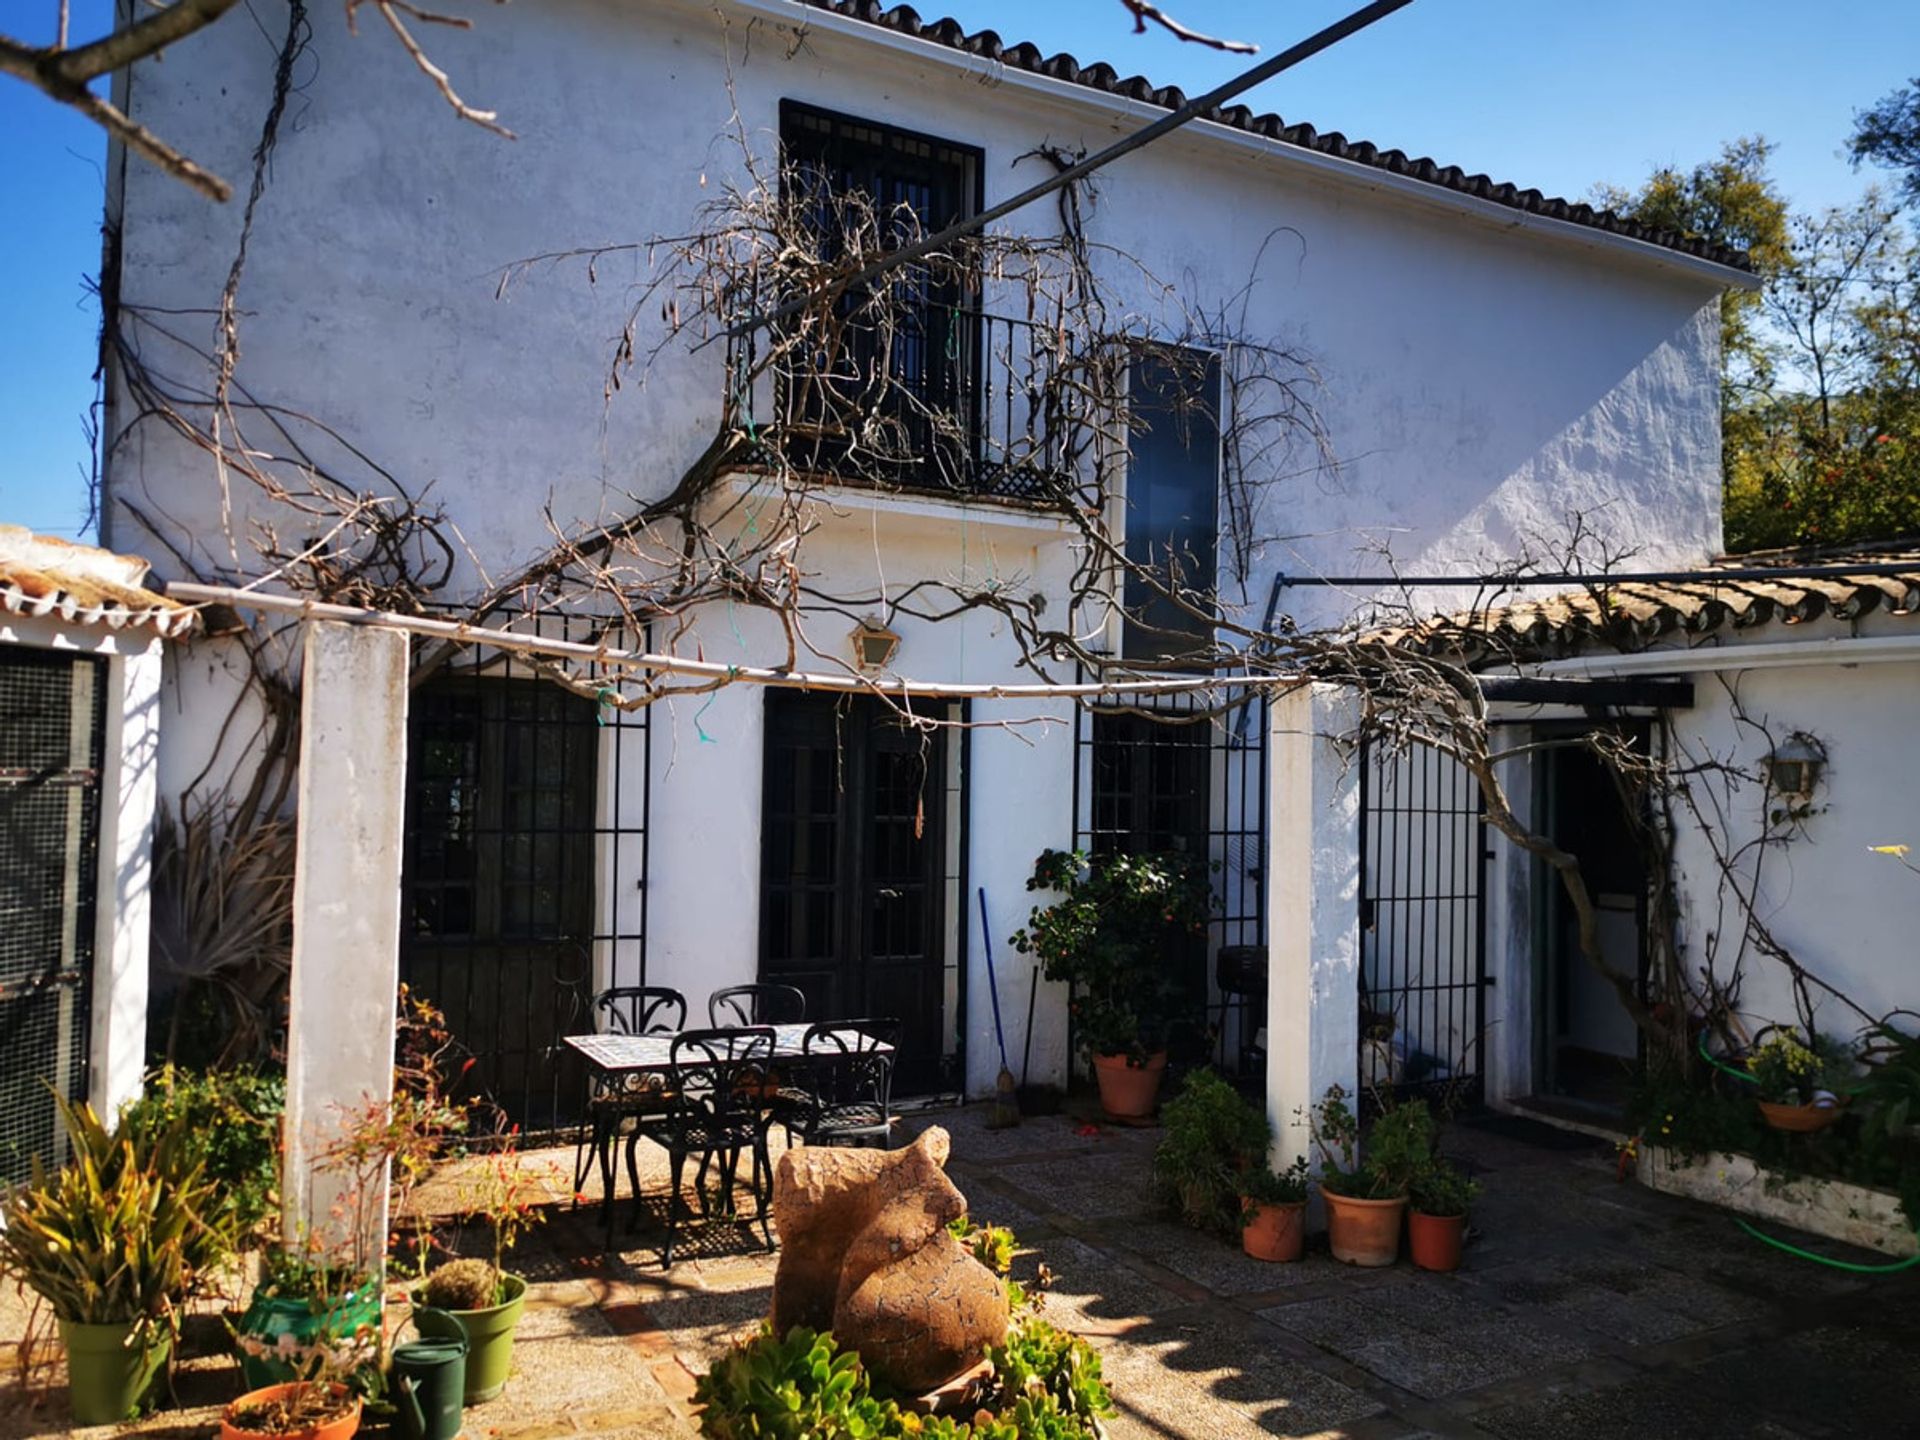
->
[1238,1155,1310,1207]
[0,1096,227,1329]
[948,1217,1017,1276]
[1152,1069,1270,1235]
[121,1063,283,1242]
[1408,1158,1479,1218]
[1010,848,1211,1063]
[1310,1086,1434,1199]
[695,1318,1113,1440]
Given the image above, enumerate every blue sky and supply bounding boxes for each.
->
[5,0,1918,542]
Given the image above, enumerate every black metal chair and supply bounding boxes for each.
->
[573,986,687,1213]
[796,1018,901,1149]
[630,1026,777,1267]
[708,983,807,1028]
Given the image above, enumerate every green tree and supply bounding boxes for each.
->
[1852,78,1920,210]
[1596,137,1792,402]
[1606,141,1920,552]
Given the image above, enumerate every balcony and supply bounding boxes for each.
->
[724,303,1093,506]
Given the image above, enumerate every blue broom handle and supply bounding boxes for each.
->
[978,887,1010,1066]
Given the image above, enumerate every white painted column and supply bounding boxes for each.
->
[88,638,165,1119]
[282,621,409,1272]
[1266,683,1362,1174]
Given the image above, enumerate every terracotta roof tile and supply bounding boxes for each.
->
[1369,542,1920,662]
[794,0,1752,273]
[0,525,197,638]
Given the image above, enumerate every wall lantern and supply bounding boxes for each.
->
[850,618,901,673]
[1765,733,1825,803]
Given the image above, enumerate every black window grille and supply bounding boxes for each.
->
[400,616,649,1135]
[774,101,988,496]
[0,648,105,1183]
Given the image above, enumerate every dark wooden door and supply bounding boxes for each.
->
[760,694,948,1094]
[402,678,597,1131]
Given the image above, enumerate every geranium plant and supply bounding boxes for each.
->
[1009,847,1212,1065]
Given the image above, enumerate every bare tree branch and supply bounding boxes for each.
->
[1117,0,1257,53]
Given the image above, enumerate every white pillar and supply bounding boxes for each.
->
[88,639,165,1119]
[1266,683,1362,1174]
[282,621,409,1272]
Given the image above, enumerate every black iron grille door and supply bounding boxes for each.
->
[0,649,105,1183]
[1357,740,1489,1101]
[760,693,949,1096]
[403,675,606,1133]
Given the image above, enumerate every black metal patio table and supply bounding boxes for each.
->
[562,1023,893,1248]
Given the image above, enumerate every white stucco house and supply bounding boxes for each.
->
[98,0,1765,1131]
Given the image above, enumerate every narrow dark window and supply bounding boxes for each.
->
[1123,346,1221,664]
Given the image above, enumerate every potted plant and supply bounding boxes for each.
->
[1152,1068,1271,1235]
[1407,1157,1479,1273]
[1309,1085,1432,1267]
[1011,847,1212,1120]
[411,1133,547,1404]
[1239,1156,1312,1262]
[235,1248,384,1391]
[1746,1029,1852,1132]
[221,1380,364,1440]
[0,1097,226,1425]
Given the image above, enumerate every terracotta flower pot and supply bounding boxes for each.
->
[1757,1099,1845,1133]
[220,1381,362,1440]
[1092,1051,1167,1120]
[1407,1209,1467,1272]
[1241,1199,1306,1262]
[1322,1189,1406,1267]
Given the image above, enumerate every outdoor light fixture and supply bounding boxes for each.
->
[850,618,901,673]
[1765,733,1825,803]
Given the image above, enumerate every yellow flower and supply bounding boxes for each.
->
[1869,844,1911,857]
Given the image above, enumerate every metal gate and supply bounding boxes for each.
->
[400,616,649,1136]
[1072,687,1268,1071]
[0,649,106,1183]
[1357,739,1489,1102]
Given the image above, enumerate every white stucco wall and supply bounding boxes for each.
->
[103,0,1737,1097]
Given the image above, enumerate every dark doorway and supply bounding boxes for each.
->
[760,693,952,1096]
[402,677,598,1131]
[1534,729,1649,1110]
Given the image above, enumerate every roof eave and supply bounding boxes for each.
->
[723,0,1757,291]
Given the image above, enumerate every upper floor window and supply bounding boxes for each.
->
[777,103,983,494]
[1123,345,1221,665]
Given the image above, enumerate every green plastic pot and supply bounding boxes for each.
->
[412,1273,526,1404]
[236,1281,384,1389]
[58,1318,171,1426]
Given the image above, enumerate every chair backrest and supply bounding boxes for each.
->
[668,1026,776,1128]
[801,1018,900,1111]
[708,983,806,1028]
[596,986,687,1037]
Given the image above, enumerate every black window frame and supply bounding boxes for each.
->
[1121,343,1223,665]
[776,100,987,494]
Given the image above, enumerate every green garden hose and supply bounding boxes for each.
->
[1689,1033,1918,1271]
[1733,1216,1920,1273]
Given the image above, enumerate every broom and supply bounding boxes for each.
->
[978,887,1020,1129]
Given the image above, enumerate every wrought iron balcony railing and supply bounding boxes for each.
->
[725,303,1095,505]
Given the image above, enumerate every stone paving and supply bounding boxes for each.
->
[3,1103,1918,1438]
